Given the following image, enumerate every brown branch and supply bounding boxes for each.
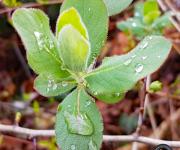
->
[157,0,180,32]
[152,91,180,101]
[0,0,63,15]
[0,124,180,147]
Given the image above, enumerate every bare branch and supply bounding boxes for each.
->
[157,0,180,32]
[0,124,180,147]
[0,124,55,137]
[0,0,63,15]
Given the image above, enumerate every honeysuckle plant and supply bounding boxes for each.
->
[117,0,172,39]
[12,0,171,149]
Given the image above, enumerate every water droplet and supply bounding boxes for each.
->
[49,40,54,49]
[132,22,137,27]
[94,92,98,96]
[115,93,120,97]
[135,12,140,17]
[34,31,41,38]
[85,101,91,107]
[135,64,144,73]
[141,42,148,49]
[157,55,161,58]
[48,80,52,87]
[34,31,44,49]
[131,55,136,58]
[71,145,76,150]
[62,82,68,87]
[142,56,147,60]
[53,84,57,90]
[88,140,97,150]
[149,36,152,40]
[34,31,54,51]
[124,58,132,66]
[64,111,93,136]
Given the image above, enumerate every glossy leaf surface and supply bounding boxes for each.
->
[55,89,103,150]
[85,36,171,103]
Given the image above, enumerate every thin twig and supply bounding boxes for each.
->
[0,0,63,15]
[0,124,180,147]
[13,42,32,78]
[144,76,158,138]
[152,91,180,101]
[132,78,147,150]
[165,0,180,22]
[157,0,180,32]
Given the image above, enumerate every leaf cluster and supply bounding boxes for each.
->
[12,0,172,149]
[117,0,172,39]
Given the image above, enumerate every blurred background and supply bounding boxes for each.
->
[0,0,179,149]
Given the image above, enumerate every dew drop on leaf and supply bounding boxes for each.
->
[34,31,44,50]
[132,22,137,27]
[88,140,97,150]
[131,55,136,58]
[94,92,98,95]
[48,80,52,87]
[62,82,68,87]
[115,93,120,97]
[142,56,147,60]
[64,111,94,136]
[85,101,91,107]
[70,144,76,150]
[49,40,54,49]
[140,42,148,49]
[135,64,144,73]
[53,84,57,90]
[124,58,132,66]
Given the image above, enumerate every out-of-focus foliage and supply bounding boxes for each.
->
[2,0,22,7]
[149,80,163,93]
[117,0,172,39]
[170,75,180,97]
[38,138,58,150]
[36,0,49,4]
[119,113,138,134]
[33,100,40,114]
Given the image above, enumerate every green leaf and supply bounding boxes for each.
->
[55,89,103,150]
[151,13,172,31]
[117,18,148,39]
[134,2,144,20]
[143,0,161,24]
[12,8,69,80]
[119,113,138,134]
[56,7,88,39]
[58,25,90,72]
[85,36,172,103]
[60,0,108,64]
[34,74,76,97]
[103,0,133,16]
